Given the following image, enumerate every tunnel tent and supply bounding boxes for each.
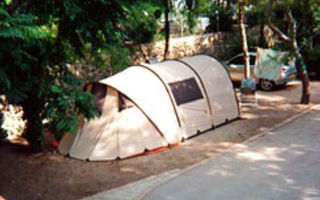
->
[58,55,240,161]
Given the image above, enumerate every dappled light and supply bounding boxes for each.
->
[241,112,259,119]
[136,107,320,200]
[2,81,320,199]
[236,146,287,162]
[257,93,287,103]
[0,96,26,141]
[0,0,320,198]
[207,168,234,177]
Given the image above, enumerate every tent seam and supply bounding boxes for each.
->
[138,64,182,127]
[196,54,241,117]
[102,84,171,145]
[175,59,214,125]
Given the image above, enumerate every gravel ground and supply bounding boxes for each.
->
[0,81,319,200]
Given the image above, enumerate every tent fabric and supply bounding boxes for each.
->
[141,61,213,138]
[58,55,240,161]
[180,55,240,126]
[100,66,183,144]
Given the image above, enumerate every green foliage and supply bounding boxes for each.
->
[246,7,265,27]
[185,10,198,33]
[47,71,97,140]
[169,0,211,35]
[0,0,169,151]
[312,1,320,32]
[121,2,161,44]
[185,0,211,33]
[0,8,51,40]
[0,7,51,104]
[0,4,98,145]
[206,6,234,32]
[106,45,131,72]
[225,33,242,55]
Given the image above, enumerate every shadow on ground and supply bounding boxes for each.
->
[0,81,319,200]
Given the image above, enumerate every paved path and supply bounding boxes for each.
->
[85,105,320,200]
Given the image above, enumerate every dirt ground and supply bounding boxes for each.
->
[0,81,319,200]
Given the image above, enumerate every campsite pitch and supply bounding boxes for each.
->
[0,81,319,200]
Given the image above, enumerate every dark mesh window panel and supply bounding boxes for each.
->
[119,93,135,111]
[169,78,203,105]
[90,83,107,114]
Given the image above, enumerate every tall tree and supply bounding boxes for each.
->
[0,0,162,152]
[266,0,311,104]
[0,3,98,151]
[238,1,250,79]
[163,0,171,60]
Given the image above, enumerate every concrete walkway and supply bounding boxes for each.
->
[85,105,320,200]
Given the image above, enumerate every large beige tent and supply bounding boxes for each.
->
[58,55,240,161]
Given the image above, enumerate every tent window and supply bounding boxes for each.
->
[169,78,203,105]
[86,83,107,114]
[119,93,135,111]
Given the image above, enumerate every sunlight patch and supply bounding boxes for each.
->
[207,169,233,177]
[237,149,285,162]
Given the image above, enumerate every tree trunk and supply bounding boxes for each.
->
[22,91,45,153]
[295,59,311,104]
[22,62,46,152]
[287,10,311,104]
[291,40,311,104]
[164,0,170,60]
[238,3,250,79]
[267,6,311,104]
